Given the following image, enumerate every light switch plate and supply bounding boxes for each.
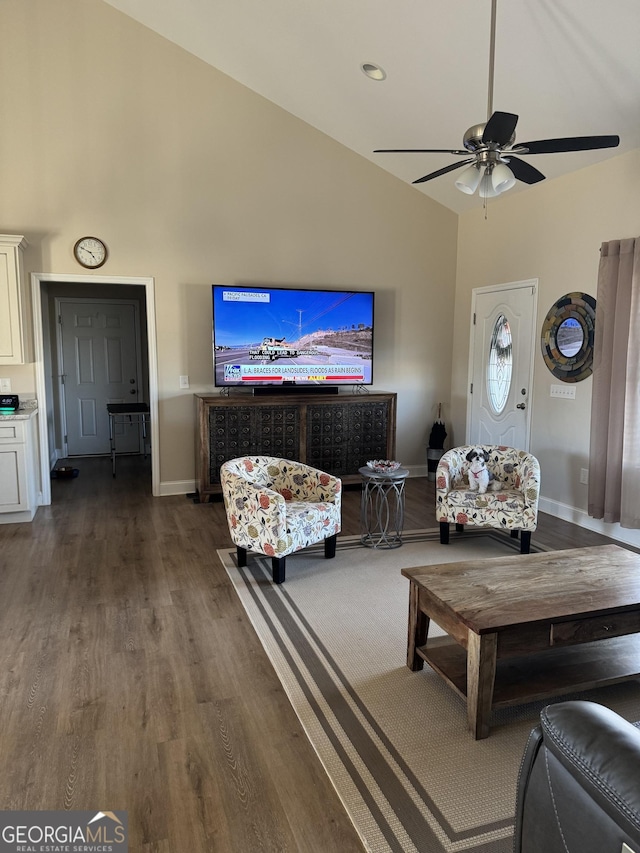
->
[0,378,11,393]
[179,375,190,389]
[550,384,576,399]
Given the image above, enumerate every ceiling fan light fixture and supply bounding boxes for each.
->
[491,162,516,193]
[361,63,386,81]
[478,170,500,199]
[454,163,483,194]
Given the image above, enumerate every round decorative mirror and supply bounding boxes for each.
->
[540,292,596,382]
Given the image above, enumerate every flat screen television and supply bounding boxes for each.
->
[212,284,374,389]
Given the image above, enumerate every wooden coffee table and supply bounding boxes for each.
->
[402,545,640,739]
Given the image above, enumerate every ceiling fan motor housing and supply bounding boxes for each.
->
[463,122,515,151]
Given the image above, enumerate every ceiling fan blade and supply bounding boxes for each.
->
[518,135,620,154]
[412,159,475,184]
[483,111,519,146]
[506,156,546,184]
[374,148,469,155]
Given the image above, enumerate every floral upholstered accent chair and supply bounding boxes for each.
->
[435,445,540,553]
[220,456,342,583]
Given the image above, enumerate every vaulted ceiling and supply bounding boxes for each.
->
[103,0,640,213]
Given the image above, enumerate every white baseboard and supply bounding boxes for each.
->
[159,479,197,497]
[538,496,640,549]
[407,464,428,478]
[163,468,429,497]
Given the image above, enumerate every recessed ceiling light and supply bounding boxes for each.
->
[361,63,386,81]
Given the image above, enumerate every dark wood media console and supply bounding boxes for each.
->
[194,391,397,501]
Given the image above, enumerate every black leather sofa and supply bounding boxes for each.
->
[514,700,640,853]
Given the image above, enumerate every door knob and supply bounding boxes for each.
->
[516,402,526,410]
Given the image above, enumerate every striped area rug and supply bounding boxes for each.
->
[218,530,640,853]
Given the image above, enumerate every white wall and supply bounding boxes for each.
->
[454,149,640,546]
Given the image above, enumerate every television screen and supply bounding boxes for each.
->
[212,285,374,387]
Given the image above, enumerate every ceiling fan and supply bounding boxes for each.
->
[374,0,620,198]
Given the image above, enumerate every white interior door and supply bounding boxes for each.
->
[467,280,537,450]
[58,299,142,456]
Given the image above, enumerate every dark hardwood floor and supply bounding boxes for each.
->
[0,456,628,851]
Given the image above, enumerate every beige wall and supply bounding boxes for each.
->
[0,0,458,492]
[454,149,640,544]
[5,0,637,540]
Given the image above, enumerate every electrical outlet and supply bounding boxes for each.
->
[550,384,576,399]
[580,468,589,485]
[0,378,11,393]
[179,375,190,389]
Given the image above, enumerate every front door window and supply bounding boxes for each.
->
[487,313,512,414]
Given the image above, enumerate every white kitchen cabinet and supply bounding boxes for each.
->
[0,408,39,522]
[0,234,30,364]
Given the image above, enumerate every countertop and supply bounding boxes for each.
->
[0,400,38,420]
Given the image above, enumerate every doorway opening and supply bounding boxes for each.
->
[31,273,159,504]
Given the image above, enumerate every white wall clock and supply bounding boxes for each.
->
[73,236,108,269]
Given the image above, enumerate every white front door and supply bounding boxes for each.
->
[467,280,537,450]
[58,299,143,456]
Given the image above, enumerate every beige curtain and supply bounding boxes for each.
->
[588,237,640,527]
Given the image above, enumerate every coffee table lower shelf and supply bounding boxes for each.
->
[417,632,640,709]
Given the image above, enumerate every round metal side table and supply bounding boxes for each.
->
[359,466,409,548]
